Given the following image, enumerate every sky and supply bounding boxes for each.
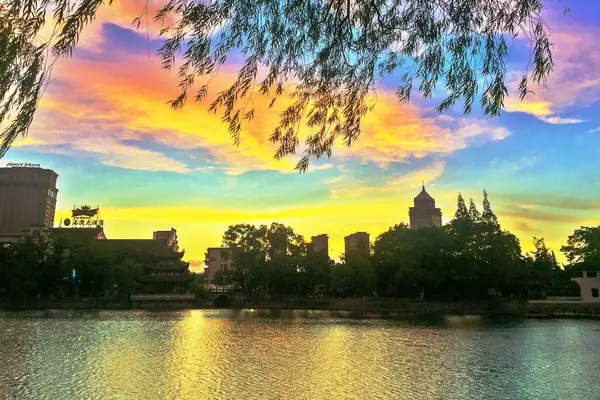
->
[4,0,600,271]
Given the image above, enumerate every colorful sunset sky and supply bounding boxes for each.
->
[4,1,600,270]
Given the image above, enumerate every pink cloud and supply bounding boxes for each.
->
[506,12,600,123]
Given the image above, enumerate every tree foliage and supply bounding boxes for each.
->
[214,192,580,301]
[1,0,556,170]
[222,222,313,296]
[0,236,152,301]
[561,226,600,267]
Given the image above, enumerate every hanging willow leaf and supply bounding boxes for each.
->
[1,0,556,171]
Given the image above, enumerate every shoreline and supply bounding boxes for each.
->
[1,298,600,319]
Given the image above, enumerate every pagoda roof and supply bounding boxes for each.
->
[97,239,183,257]
[414,186,434,201]
[144,262,189,271]
[51,227,106,242]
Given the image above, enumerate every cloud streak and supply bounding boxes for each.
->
[328,161,446,199]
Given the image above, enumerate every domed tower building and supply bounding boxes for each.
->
[409,185,442,229]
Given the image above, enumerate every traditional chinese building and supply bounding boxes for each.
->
[153,228,179,252]
[99,238,191,294]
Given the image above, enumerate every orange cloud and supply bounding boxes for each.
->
[18,46,510,174]
[349,96,510,165]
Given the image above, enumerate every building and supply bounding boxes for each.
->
[572,271,600,302]
[0,165,58,235]
[153,228,179,252]
[52,226,107,242]
[97,235,190,295]
[204,247,233,283]
[344,232,370,256]
[310,234,329,256]
[409,185,442,229]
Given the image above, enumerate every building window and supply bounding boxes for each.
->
[592,288,599,298]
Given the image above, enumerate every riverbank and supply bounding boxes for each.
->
[244,298,600,318]
[2,297,600,318]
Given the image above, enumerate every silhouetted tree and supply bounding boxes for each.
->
[561,226,600,268]
[455,194,469,220]
[222,224,268,294]
[2,1,557,169]
[516,237,579,299]
[264,222,307,296]
[332,252,375,298]
[468,198,481,222]
[299,247,333,296]
[372,223,411,297]
[0,235,182,302]
[222,222,310,296]
[481,189,500,229]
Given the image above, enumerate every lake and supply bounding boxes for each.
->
[0,310,599,399]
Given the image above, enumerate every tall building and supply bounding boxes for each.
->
[344,232,370,256]
[310,234,329,256]
[204,247,233,282]
[409,185,442,229]
[0,165,58,235]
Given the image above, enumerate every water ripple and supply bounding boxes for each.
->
[0,310,599,399]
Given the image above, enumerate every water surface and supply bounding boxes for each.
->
[0,310,598,399]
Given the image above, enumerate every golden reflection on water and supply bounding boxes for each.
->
[0,310,599,399]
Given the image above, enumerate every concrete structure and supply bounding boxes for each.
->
[204,247,233,282]
[153,228,178,251]
[344,232,370,256]
[409,185,442,229]
[310,234,329,256]
[0,166,58,235]
[572,271,600,302]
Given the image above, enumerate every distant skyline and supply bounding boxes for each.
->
[4,0,600,270]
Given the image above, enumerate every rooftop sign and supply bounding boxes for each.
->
[6,162,41,168]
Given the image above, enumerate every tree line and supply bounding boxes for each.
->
[0,190,597,303]
[0,236,145,302]
[215,191,597,300]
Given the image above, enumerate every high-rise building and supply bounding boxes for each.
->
[409,185,442,229]
[204,247,233,282]
[344,232,370,256]
[310,234,329,256]
[0,165,58,235]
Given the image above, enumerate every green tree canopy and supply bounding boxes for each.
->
[481,189,500,229]
[2,0,556,170]
[530,237,559,270]
[455,193,469,220]
[468,198,481,221]
[561,226,600,267]
[222,222,310,295]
